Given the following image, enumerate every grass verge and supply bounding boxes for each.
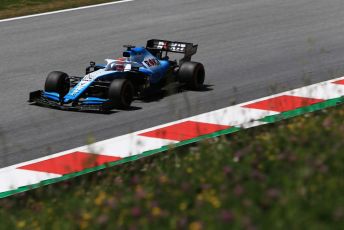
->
[0,0,117,19]
[0,104,344,229]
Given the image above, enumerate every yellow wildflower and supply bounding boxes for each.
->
[189,221,203,230]
[187,167,193,174]
[179,202,187,211]
[209,196,221,208]
[152,207,161,217]
[94,191,107,205]
[16,221,26,228]
[82,212,92,221]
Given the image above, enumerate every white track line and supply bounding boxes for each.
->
[0,0,135,23]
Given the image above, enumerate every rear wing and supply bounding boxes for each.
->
[146,39,198,62]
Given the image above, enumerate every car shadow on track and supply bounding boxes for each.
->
[85,106,142,114]
[139,84,214,103]
[29,103,142,115]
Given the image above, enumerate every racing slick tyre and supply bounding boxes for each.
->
[178,62,205,90]
[108,79,134,109]
[44,71,70,97]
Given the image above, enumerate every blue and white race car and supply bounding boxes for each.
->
[29,39,205,112]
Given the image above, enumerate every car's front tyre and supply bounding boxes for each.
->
[108,79,134,109]
[44,71,70,97]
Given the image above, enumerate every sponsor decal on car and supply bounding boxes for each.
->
[156,41,186,52]
[70,72,98,96]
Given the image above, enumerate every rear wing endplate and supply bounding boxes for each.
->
[146,39,198,62]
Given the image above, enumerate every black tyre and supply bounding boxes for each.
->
[44,71,70,97]
[178,62,205,90]
[108,79,134,109]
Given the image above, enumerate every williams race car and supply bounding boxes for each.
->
[29,39,205,112]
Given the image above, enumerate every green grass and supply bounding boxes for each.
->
[0,0,116,19]
[0,0,52,10]
[0,105,344,229]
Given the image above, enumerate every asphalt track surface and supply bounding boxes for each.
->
[1,0,344,167]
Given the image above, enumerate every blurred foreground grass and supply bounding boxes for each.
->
[0,0,115,19]
[1,105,344,229]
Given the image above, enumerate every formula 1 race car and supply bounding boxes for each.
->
[29,39,205,112]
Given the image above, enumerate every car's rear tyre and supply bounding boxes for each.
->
[44,71,70,97]
[178,62,205,90]
[108,79,134,109]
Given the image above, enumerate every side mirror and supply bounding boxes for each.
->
[123,51,131,57]
[90,61,95,67]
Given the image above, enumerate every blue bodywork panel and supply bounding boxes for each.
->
[82,97,109,105]
[128,47,170,84]
[43,91,60,101]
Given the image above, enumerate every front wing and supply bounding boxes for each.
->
[28,91,114,112]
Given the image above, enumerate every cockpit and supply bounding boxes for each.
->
[105,59,131,72]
